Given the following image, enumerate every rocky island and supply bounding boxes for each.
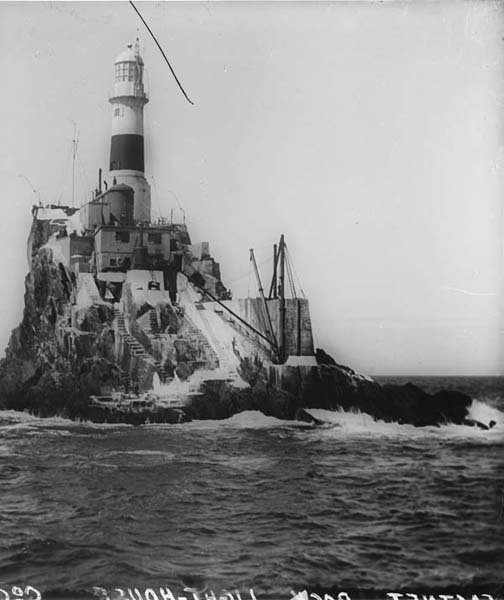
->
[0,41,473,428]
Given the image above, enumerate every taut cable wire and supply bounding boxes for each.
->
[129,1,195,106]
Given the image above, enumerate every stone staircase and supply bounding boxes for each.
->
[183,319,220,369]
[149,308,160,334]
[114,307,149,359]
[114,299,223,388]
[115,306,176,384]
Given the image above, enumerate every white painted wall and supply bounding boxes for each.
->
[108,172,151,223]
[110,99,144,137]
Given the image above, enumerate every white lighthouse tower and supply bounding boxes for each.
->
[109,40,151,223]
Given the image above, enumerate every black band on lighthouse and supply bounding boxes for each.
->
[109,134,145,172]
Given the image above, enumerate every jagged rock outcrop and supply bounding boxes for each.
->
[185,351,472,427]
[0,246,473,427]
[0,248,120,417]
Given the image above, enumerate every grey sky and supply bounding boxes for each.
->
[1,1,503,375]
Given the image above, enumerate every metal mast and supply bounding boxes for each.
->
[250,248,278,355]
[71,122,79,207]
[278,234,286,363]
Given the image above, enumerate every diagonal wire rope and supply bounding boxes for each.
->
[228,255,272,287]
[285,247,297,298]
[129,1,194,106]
[286,246,306,299]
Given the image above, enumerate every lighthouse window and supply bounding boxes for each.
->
[115,63,126,81]
[115,62,135,82]
[115,62,138,82]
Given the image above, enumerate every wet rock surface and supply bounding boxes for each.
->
[186,353,472,427]
[0,248,472,427]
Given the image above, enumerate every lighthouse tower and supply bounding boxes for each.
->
[109,40,151,223]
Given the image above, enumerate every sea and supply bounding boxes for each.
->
[0,376,503,600]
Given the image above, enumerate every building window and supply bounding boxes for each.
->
[148,233,162,245]
[115,231,130,243]
[109,258,117,266]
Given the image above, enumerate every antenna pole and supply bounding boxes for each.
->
[71,122,79,207]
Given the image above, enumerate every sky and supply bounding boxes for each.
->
[1,1,503,375]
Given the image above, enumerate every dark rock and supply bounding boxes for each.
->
[186,361,473,428]
[0,243,476,428]
[315,348,336,366]
[129,318,151,353]
[85,404,188,425]
[295,408,325,425]
[463,418,496,431]
[158,303,180,333]
[237,354,266,386]
[161,358,175,378]
[75,304,114,333]
[174,339,197,362]
[175,361,193,381]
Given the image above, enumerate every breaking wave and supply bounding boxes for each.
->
[1,397,503,440]
[304,399,504,442]
[1,382,503,596]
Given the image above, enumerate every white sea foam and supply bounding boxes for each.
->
[103,449,176,466]
[467,398,503,425]
[304,400,504,442]
[0,410,45,424]
[141,409,302,431]
[188,410,298,430]
[107,450,175,459]
[2,398,503,441]
[223,410,294,428]
[0,409,133,433]
[0,444,18,457]
[209,453,274,472]
[0,410,75,427]
[305,407,426,437]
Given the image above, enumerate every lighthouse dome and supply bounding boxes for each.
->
[115,43,144,66]
[112,40,147,94]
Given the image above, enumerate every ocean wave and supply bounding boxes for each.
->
[0,409,134,434]
[0,443,20,457]
[207,453,275,473]
[466,399,504,425]
[143,410,301,431]
[99,449,176,467]
[304,401,504,442]
[0,410,75,427]
[2,398,503,439]
[107,449,175,459]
